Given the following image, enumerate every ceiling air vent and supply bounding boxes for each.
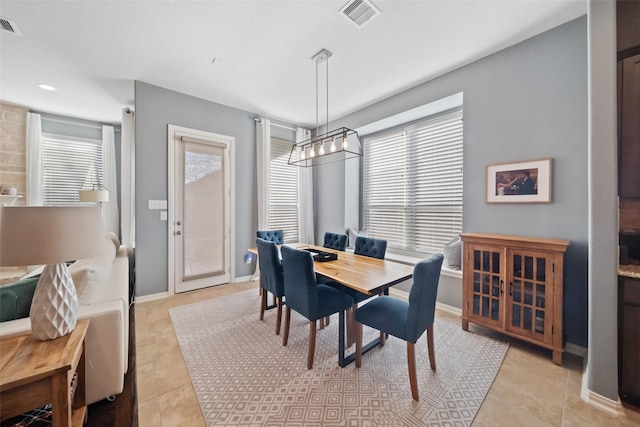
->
[339,0,380,28]
[0,17,22,36]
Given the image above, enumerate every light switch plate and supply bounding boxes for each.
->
[160,211,167,221]
[148,200,167,210]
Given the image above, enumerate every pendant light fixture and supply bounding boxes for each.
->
[288,49,363,167]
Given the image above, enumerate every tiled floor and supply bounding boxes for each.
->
[135,281,640,426]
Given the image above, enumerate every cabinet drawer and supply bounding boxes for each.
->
[624,278,640,305]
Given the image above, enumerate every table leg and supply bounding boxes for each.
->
[338,287,384,368]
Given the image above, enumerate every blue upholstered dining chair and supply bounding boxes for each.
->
[256,238,286,335]
[280,245,354,369]
[323,232,348,251]
[355,253,444,401]
[257,229,284,244]
[354,235,387,259]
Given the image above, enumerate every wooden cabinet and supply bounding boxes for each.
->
[619,276,640,406]
[461,233,569,365]
[619,54,640,198]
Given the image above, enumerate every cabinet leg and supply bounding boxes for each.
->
[462,319,469,331]
[552,350,563,365]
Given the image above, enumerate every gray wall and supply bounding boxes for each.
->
[134,81,261,297]
[316,17,589,347]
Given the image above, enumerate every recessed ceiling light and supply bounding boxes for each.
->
[37,84,56,91]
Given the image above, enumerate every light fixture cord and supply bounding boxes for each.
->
[315,56,319,137]
[326,54,329,135]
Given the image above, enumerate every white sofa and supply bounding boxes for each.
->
[0,243,130,405]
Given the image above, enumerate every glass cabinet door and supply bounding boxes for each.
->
[506,249,554,343]
[468,246,503,327]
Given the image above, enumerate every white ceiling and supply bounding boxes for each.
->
[0,0,586,128]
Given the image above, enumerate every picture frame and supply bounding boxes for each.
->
[486,158,552,204]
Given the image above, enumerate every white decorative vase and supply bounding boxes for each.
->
[29,263,79,340]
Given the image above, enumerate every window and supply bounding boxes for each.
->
[362,108,463,254]
[42,134,103,205]
[269,137,298,243]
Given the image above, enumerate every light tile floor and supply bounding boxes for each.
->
[135,281,640,426]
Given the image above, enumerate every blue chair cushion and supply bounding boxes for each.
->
[323,232,348,251]
[354,236,387,260]
[316,284,353,319]
[355,296,411,341]
[256,238,285,297]
[257,230,284,245]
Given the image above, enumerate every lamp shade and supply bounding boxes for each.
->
[79,189,109,203]
[0,206,104,266]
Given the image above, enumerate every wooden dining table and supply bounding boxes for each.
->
[250,242,414,367]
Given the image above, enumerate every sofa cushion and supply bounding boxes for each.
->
[443,235,462,270]
[70,234,118,305]
[346,227,368,249]
[0,275,40,322]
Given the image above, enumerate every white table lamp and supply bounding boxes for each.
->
[0,206,104,340]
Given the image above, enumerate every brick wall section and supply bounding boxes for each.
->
[0,102,28,202]
[0,102,28,280]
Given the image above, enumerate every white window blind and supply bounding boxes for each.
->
[363,109,463,254]
[42,134,103,205]
[269,137,298,243]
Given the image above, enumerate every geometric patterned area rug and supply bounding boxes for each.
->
[169,289,508,427]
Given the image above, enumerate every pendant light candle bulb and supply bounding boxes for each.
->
[343,138,349,150]
[310,144,315,158]
[330,138,337,153]
[300,147,306,159]
[319,142,325,156]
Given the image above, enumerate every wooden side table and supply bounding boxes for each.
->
[0,319,89,426]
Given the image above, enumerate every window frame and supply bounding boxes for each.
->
[360,107,463,256]
[41,132,103,206]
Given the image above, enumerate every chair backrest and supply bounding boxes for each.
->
[323,232,348,251]
[406,253,444,343]
[255,238,285,297]
[256,229,284,245]
[281,246,318,320]
[354,236,387,259]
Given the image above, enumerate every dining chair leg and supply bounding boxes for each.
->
[426,325,436,370]
[259,289,267,320]
[318,317,325,329]
[379,331,386,347]
[275,296,283,335]
[325,316,330,326]
[307,320,317,369]
[283,307,291,346]
[355,322,363,368]
[407,342,419,401]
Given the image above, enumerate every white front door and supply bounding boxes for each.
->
[168,125,233,294]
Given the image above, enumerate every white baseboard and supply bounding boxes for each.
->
[565,342,588,358]
[581,380,625,417]
[234,275,253,283]
[436,301,462,317]
[134,291,170,303]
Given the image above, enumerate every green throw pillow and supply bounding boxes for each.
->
[0,275,40,322]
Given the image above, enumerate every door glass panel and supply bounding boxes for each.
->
[513,254,522,277]
[483,251,490,272]
[524,282,533,305]
[473,272,480,292]
[473,294,480,315]
[512,279,522,303]
[492,252,500,274]
[512,305,521,327]
[491,299,500,321]
[474,250,480,270]
[524,306,533,330]
[537,258,546,281]
[535,310,545,334]
[482,296,489,317]
[525,256,534,279]
[482,274,490,294]
[182,142,225,279]
[492,276,501,296]
[536,284,545,308]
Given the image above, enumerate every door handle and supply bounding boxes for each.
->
[500,280,504,295]
[176,231,182,235]
[509,282,513,296]
[177,221,182,226]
